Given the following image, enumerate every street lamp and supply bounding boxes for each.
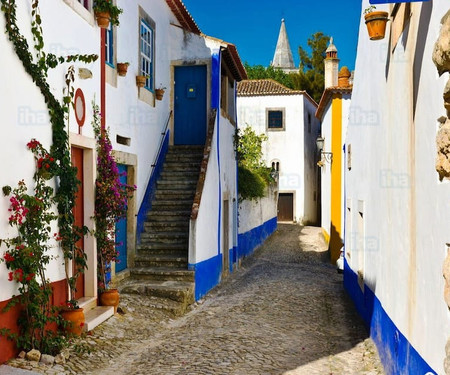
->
[316,136,333,164]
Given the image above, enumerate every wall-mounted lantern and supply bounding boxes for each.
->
[316,136,333,164]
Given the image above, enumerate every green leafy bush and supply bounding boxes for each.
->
[235,126,274,200]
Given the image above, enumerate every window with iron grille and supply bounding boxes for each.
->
[140,19,154,91]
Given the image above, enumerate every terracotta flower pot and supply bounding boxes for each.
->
[95,11,111,29]
[60,308,85,336]
[117,63,129,77]
[100,289,120,313]
[155,89,165,101]
[136,75,146,88]
[364,11,389,41]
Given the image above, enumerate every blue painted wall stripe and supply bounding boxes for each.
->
[189,254,222,300]
[136,130,170,243]
[238,217,277,259]
[344,259,437,374]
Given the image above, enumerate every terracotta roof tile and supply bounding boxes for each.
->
[315,86,353,119]
[165,0,201,35]
[237,79,317,106]
[237,79,302,96]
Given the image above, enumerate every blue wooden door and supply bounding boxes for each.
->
[115,164,128,272]
[174,65,207,145]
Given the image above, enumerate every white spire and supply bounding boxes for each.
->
[271,19,296,72]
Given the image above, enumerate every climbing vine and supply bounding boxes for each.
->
[0,0,98,305]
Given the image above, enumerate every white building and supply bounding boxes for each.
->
[345,2,450,373]
[237,79,320,224]
[0,0,246,362]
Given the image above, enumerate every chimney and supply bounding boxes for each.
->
[324,37,339,88]
[338,66,351,87]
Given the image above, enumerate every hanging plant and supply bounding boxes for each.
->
[91,102,135,292]
[93,0,123,28]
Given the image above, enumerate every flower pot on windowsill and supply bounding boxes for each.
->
[136,75,146,88]
[95,11,110,29]
[99,289,120,313]
[60,308,85,336]
[117,63,129,77]
[364,11,389,40]
[155,88,165,101]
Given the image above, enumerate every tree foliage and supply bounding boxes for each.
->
[296,32,330,103]
[244,63,295,90]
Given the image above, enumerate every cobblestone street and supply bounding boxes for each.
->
[6,224,384,375]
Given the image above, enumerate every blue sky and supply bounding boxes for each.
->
[182,0,362,71]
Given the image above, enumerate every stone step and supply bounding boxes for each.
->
[163,163,201,171]
[165,154,203,162]
[156,181,197,190]
[160,170,200,179]
[144,221,189,231]
[137,242,187,252]
[135,254,188,268]
[129,267,195,282]
[168,145,204,152]
[147,211,191,222]
[119,279,195,305]
[140,231,188,242]
[155,190,195,199]
[151,199,193,209]
[83,305,114,332]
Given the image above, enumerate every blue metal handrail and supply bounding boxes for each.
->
[151,110,172,169]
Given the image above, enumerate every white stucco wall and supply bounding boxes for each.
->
[237,94,318,223]
[346,1,450,372]
[0,0,100,302]
[238,184,278,235]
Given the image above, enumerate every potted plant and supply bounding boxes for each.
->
[93,0,123,29]
[364,5,389,41]
[91,102,135,313]
[155,85,166,101]
[117,62,129,77]
[136,74,147,88]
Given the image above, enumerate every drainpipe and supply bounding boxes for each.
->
[100,28,106,132]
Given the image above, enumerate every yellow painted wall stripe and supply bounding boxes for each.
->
[330,94,342,263]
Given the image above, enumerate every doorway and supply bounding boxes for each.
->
[174,65,207,145]
[278,193,294,222]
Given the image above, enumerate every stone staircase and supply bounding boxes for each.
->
[119,145,203,316]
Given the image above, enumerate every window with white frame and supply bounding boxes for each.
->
[140,19,154,91]
[105,23,114,66]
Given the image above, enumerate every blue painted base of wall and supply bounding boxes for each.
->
[237,217,277,260]
[189,254,222,301]
[343,259,437,375]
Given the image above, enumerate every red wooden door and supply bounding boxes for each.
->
[71,147,85,299]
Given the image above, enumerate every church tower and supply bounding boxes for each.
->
[324,37,340,88]
[271,19,297,73]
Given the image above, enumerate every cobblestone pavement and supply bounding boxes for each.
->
[7,224,384,375]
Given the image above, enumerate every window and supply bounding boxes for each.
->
[267,108,285,131]
[140,19,154,91]
[308,113,312,133]
[105,23,114,66]
[77,0,90,10]
[271,161,280,172]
